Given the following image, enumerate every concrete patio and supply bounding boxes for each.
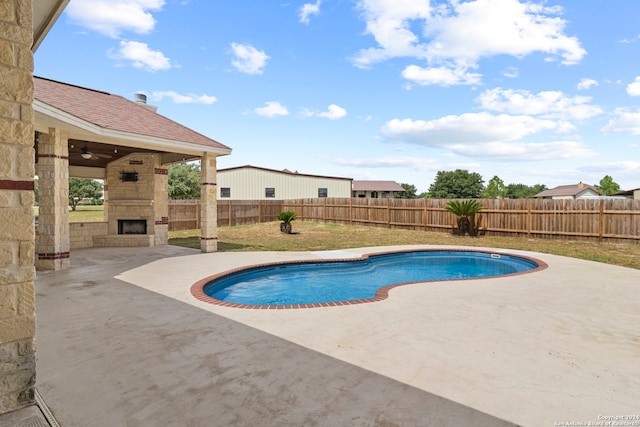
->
[29,245,640,426]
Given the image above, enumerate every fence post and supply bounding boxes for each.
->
[387,199,391,228]
[324,198,327,222]
[349,198,353,226]
[228,200,232,227]
[424,198,428,231]
[527,199,532,237]
[258,201,262,223]
[599,199,604,242]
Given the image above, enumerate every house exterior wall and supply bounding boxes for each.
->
[0,0,37,413]
[352,190,397,199]
[550,189,600,200]
[217,168,351,200]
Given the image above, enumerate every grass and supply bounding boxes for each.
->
[169,220,640,270]
[35,205,106,222]
[68,205,106,222]
[50,204,639,269]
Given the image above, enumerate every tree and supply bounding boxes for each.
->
[395,183,418,199]
[482,175,507,199]
[427,170,484,199]
[596,175,621,195]
[505,183,547,199]
[69,178,103,211]
[169,162,201,199]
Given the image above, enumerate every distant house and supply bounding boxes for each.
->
[534,182,600,199]
[216,165,352,200]
[352,180,405,199]
[613,188,640,200]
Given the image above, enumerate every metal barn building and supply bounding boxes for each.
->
[217,165,353,200]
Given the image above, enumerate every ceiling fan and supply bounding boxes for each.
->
[78,143,112,160]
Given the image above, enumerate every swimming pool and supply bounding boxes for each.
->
[191,249,546,309]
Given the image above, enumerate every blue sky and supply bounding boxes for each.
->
[35,0,640,193]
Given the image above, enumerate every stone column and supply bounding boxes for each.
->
[35,128,69,270]
[0,0,37,413]
[200,153,218,252]
[153,156,168,246]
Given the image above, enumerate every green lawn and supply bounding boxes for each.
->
[36,205,106,222]
[169,221,640,270]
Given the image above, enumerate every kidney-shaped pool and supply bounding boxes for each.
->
[191,249,547,309]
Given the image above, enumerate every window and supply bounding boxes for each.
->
[265,187,275,198]
[371,191,378,198]
[220,187,230,198]
[318,188,328,198]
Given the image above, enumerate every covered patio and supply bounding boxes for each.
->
[33,76,231,270]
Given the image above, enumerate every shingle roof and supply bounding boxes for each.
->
[534,183,599,198]
[34,76,230,151]
[352,180,405,192]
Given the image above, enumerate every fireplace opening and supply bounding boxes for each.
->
[118,219,147,235]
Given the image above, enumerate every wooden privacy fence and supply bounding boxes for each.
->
[169,198,640,244]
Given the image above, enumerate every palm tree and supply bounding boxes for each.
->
[277,210,297,234]
[444,200,485,237]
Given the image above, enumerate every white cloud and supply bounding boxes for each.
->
[352,0,432,69]
[109,41,171,71]
[601,109,640,135]
[626,77,640,96]
[503,67,519,78]
[230,43,270,75]
[353,0,585,86]
[448,140,595,160]
[151,91,217,104]
[382,113,567,145]
[67,0,165,38]
[577,78,598,90]
[579,161,640,176]
[478,88,603,120]
[334,156,437,171]
[402,64,481,87]
[255,101,289,117]
[300,0,322,24]
[381,112,596,161]
[304,104,348,120]
[423,1,585,65]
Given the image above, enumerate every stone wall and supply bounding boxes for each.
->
[69,222,108,249]
[0,0,37,413]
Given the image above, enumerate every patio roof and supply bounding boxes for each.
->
[33,0,69,51]
[34,76,231,175]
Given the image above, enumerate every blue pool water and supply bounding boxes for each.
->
[203,250,540,306]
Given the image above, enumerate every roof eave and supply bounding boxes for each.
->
[34,100,232,157]
[32,0,69,51]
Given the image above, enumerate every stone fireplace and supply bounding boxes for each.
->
[92,153,168,248]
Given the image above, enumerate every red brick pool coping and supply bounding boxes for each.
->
[190,248,549,309]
